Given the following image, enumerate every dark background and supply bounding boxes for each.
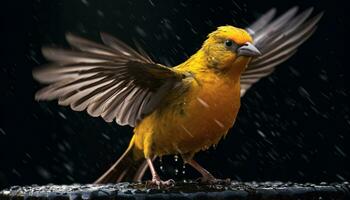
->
[0,0,347,189]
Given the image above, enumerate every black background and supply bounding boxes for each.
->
[0,0,347,189]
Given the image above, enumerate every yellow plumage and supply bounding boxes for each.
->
[134,28,252,160]
[33,7,322,185]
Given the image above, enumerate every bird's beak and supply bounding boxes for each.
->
[237,42,261,57]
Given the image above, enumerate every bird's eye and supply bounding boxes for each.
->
[224,40,233,47]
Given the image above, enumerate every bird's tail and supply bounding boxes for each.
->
[94,136,147,183]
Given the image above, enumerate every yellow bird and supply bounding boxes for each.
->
[33,7,322,186]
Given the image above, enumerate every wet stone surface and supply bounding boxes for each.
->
[0,181,349,200]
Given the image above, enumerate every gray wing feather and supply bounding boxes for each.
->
[246,8,276,35]
[33,33,182,127]
[100,32,152,63]
[241,7,323,96]
[87,80,127,117]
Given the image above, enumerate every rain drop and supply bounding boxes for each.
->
[257,130,266,138]
[0,128,6,135]
[174,155,179,162]
[81,0,89,6]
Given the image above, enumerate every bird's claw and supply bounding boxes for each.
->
[146,177,175,188]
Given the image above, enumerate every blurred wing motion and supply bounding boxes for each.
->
[241,7,323,96]
[33,33,183,127]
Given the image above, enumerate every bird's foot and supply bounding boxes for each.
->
[146,175,175,188]
[197,175,231,185]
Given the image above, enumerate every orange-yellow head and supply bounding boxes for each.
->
[201,25,260,71]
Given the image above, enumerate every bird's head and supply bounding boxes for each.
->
[201,25,261,72]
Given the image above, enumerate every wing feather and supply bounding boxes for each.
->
[117,87,143,126]
[100,32,152,63]
[87,80,127,117]
[33,33,184,127]
[101,83,135,123]
[246,8,276,35]
[241,7,323,96]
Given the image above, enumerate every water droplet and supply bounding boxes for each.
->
[174,155,179,162]
[257,130,266,138]
[148,0,155,7]
[58,112,66,119]
[97,10,104,17]
[81,0,89,6]
[135,26,147,37]
[0,128,6,135]
[182,164,186,174]
[36,167,51,180]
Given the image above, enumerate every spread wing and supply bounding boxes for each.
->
[33,33,183,127]
[241,7,323,96]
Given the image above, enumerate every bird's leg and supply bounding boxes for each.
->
[187,159,215,182]
[146,158,175,188]
[188,159,230,184]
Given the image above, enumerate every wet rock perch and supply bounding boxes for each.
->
[1,181,349,200]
